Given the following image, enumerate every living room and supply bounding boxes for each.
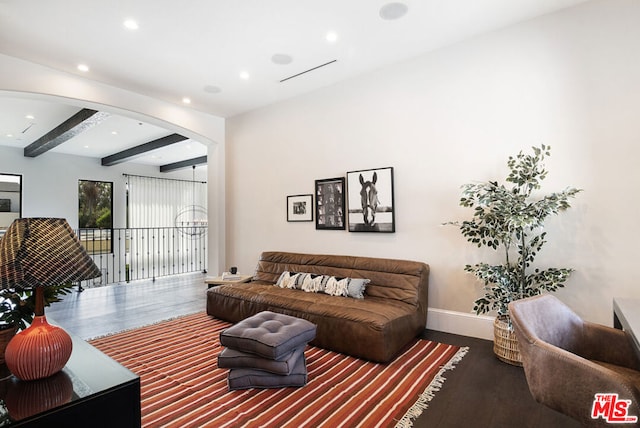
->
[0,0,638,426]
[228,0,639,336]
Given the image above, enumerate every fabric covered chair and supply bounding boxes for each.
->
[509,294,640,427]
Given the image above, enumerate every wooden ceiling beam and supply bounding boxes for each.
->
[101,133,188,166]
[159,156,207,173]
[24,109,109,157]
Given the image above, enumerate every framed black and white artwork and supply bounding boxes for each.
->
[287,194,313,222]
[315,177,345,230]
[347,167,395,233]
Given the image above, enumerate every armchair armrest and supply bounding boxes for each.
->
[524,340,640,427]
[582,321,640,370]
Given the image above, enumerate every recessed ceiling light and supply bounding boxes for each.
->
[6,133,13,138]
[111,131,118,135]
[25,114,34,120]
[182,97,191,104]
[239,71,250,80]
[271,54,293,65]
[379,2,408,20]
[77,64,90,72]
[123,19,139,30]
[83,145,90,149]
[326,31,338,43]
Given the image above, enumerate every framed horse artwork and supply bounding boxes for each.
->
[346,167,395,233]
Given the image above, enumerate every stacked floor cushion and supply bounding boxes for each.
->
[218,311,317,390]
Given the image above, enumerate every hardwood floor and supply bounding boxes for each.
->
[48,274,580,427]
[417,331,580,428]
[47,272,207,339]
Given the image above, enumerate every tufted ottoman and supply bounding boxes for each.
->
[218,311,316,390]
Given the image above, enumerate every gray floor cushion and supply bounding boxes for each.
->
[218,345,305,375]
[220,311,316,361]
[227,353,308,390]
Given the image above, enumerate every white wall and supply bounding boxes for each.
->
[0,54,227,274]
[0,145,206,229]
[226,0,640,337]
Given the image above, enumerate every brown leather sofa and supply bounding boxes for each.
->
[206,251,429,363]
[509,294,640,427]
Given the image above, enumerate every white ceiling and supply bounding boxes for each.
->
[0,96,207,167]
[0,0,589,168]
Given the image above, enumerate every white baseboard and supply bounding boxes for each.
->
[427,307,494,341]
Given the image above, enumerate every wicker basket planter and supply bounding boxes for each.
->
[493,315,522,366]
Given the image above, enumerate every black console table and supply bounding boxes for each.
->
[613,297,640,361]
[0,328,141,427]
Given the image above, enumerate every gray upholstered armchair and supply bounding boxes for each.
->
[509,294,640,427]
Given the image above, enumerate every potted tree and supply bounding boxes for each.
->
[449,145,581,365]
[0,284,74,363]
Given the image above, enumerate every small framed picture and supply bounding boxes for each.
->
[347,167,395,233]
[287,194,313,222]
[315,177,346,230]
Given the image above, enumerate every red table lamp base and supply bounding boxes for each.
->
[4,315,73,381]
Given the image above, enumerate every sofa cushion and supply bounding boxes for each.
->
[227,353,307,390]
[218,345,305,375]
[209,283,419,362]
[220,311,316,361]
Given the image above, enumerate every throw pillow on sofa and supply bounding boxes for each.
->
[324,276,350,297]
[301,273,326,293]
[324,276,370,299]
[346,278,370,299]
[276,271,369,299]
[275,271,302,289]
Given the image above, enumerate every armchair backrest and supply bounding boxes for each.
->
[509,294,585,355]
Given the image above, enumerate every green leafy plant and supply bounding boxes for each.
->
[450,145,581,317]
[0,283,74,331]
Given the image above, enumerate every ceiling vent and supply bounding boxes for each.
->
[280,60,337,83]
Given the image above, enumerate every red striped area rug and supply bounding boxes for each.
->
[90,312,467,428]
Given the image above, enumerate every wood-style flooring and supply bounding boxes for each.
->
[48,273,580,428]
[47,273,207,340]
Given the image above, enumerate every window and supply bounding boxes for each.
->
[0,173,21,239]
[78,180,113,254]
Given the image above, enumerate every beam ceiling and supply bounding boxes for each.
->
[101,133,188,166]
[23,109,109,157]
[159,156,207,173]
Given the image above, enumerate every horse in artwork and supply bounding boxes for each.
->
[359,172,380,226]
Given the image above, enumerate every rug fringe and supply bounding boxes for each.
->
[394,346,469,428]
[87,311,203,341]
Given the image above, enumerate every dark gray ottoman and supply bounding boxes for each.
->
[218,311,317,390]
